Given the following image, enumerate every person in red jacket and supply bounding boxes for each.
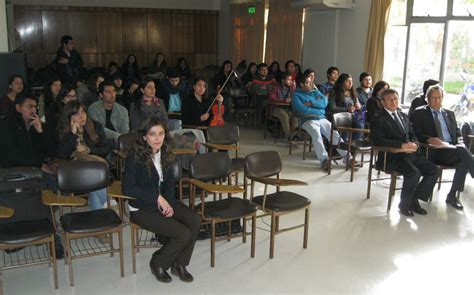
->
[269,71,297,142]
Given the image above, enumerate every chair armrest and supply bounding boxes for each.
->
[188,179,245,194]
[181,125,208,131]
[203,142,239,151]
[0,207,14,218]
[337,127,370,134]
[168,112,182,116]
[372,146,417,154]
[172,149,197,155]
[107,181,136,200]
[247,175,307,186]
[42,190,87,206]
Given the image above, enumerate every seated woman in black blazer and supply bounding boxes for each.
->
[181,77,223,126]
[122,117,201,283]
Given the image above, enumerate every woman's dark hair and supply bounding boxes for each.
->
[372,80,390,99]
[133,117,175,174]
[192,76,207,97]
[330,73,357,104]
[270,61,280,71]
[108,61,118,69]
[132,77,155,111]
[281,71,293,81]
[236,60,247,71]
[43,76,62,112]
[87,73,104,92]
[220,60,233,73]
[303,68,315,77]
[57,100,99,144]
[154,53,167,66]
[177,57,189,69]
[125,54,137,65]
[246,62,257,74]
[58,84,76,103]
[284,60,295,70]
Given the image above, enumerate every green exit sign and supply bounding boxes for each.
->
[248,5,256,14]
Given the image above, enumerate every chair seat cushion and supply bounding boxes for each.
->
[60,208,121,234]
[252,191,311,212]
[0,218,54,244]
[231,158,245,171]
[197,198,257,219]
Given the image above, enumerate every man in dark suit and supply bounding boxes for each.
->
[372,89,439,217]
[412,85,474,210]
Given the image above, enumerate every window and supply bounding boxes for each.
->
[384,0,474,123]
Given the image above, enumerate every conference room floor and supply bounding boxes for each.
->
[3,127,473,295]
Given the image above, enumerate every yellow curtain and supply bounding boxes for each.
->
[230,3,265,64]
[364,0,392,81]
[265,0,303,65]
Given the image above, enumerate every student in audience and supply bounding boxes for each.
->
[57,100,111,210]
[88,81,129,141]
[130,77,169,130]
[122,54,140,82]
[212,60,235,121]
[412,85,474,210]
[242,62,257,87]
[372,89,439,217]
[0,74,25,118]
[81,73,105,108]
[158,67,192,119]
[408,79,440,121]
[269,71,297,143]
[356,72,373,106]
[250,63,275,122]
[328,73,365,139]
[366,80,390,125]
[291,73,350,171]
[38,77,62,123]
[122,117,200,283]
[269,61,282,81]
[182,77,222,126]
[304,68,319,90]
[0,94,51,168]
[112,72,124,102]
[235,59,247,79]
[107,61,119,79]
[295,63,303,81]
[319,66,339,95]
[54,35,83,85]
[120,78,140,111]
[176,57,192,82]
[148,53,167,80]
[285,60,298,81]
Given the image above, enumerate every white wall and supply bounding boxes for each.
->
[9,0,221,10]
[302,0,371,85]
[0,0,8,52]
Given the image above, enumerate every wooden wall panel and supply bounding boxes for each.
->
[171,53,195,68]
[80,53,98,68]
[42,10,70,53]
[69,11,98,53]
[98,53,123,68]
[14,9,44,69]
[195,53,217,69]
[122,12,148,53]
[195,14,217,53]
[122,53,148,69]
[97,12,122,53]
[147,13,171,53]
[171,13,195,53]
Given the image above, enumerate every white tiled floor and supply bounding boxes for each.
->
[3,127,474,295]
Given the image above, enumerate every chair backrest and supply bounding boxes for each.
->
[170,159,182,181]
[189,152,232,182]
[0,167,49,224]
[332,112,353,129]
[57,161,108,194]
[206,124,240,145]
[245,151,282,178]
[118,132,139,153]
[461,121,474,152]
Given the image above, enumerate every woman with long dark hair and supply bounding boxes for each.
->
[242,62,257,87]
[269,61,282,81]
[122,117,201,283]
[176,57,192,82]
[38,77,62,122]
[182,77,223,126]
[122,54,140,82]
[57,100,111,210]
[366,80,390,125]
[130,77,169,130]
[328,73,365,139]
[149,53,167,79]
[0,74,25,117]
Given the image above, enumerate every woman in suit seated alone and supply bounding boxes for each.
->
[122,117,201,283]
[181,77,223,126]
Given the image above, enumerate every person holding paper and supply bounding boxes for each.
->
[412,85,474,210]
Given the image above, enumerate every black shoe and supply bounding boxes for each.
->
[446,196,463,210]
[150,261,172,283]
[398,204,414,217]
[171,263,194,282]
[413,206,427,215]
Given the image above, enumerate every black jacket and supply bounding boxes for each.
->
[371,109,418,170]
[412,105,460,144]
[181,94,212,126]
[121,151,176,209]
[57,120,112,159]
[0,112,51,168]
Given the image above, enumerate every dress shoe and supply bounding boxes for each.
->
[413,206,427,215]
[171,262,194,282]
[150,261,172,283]
[446,196,463,210]
[398,204,414,217]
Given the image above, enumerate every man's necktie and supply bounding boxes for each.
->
[392,112,405,135]
[433,111,445,141]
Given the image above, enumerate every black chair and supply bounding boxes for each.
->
[244,151,311,258]
[55,161,124,287]
[205,124,245,185]
[188,152,257,267]
[116,132,140,180]
[328,112,371,181]
[461,121,474,153]
[263,101,283,143]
